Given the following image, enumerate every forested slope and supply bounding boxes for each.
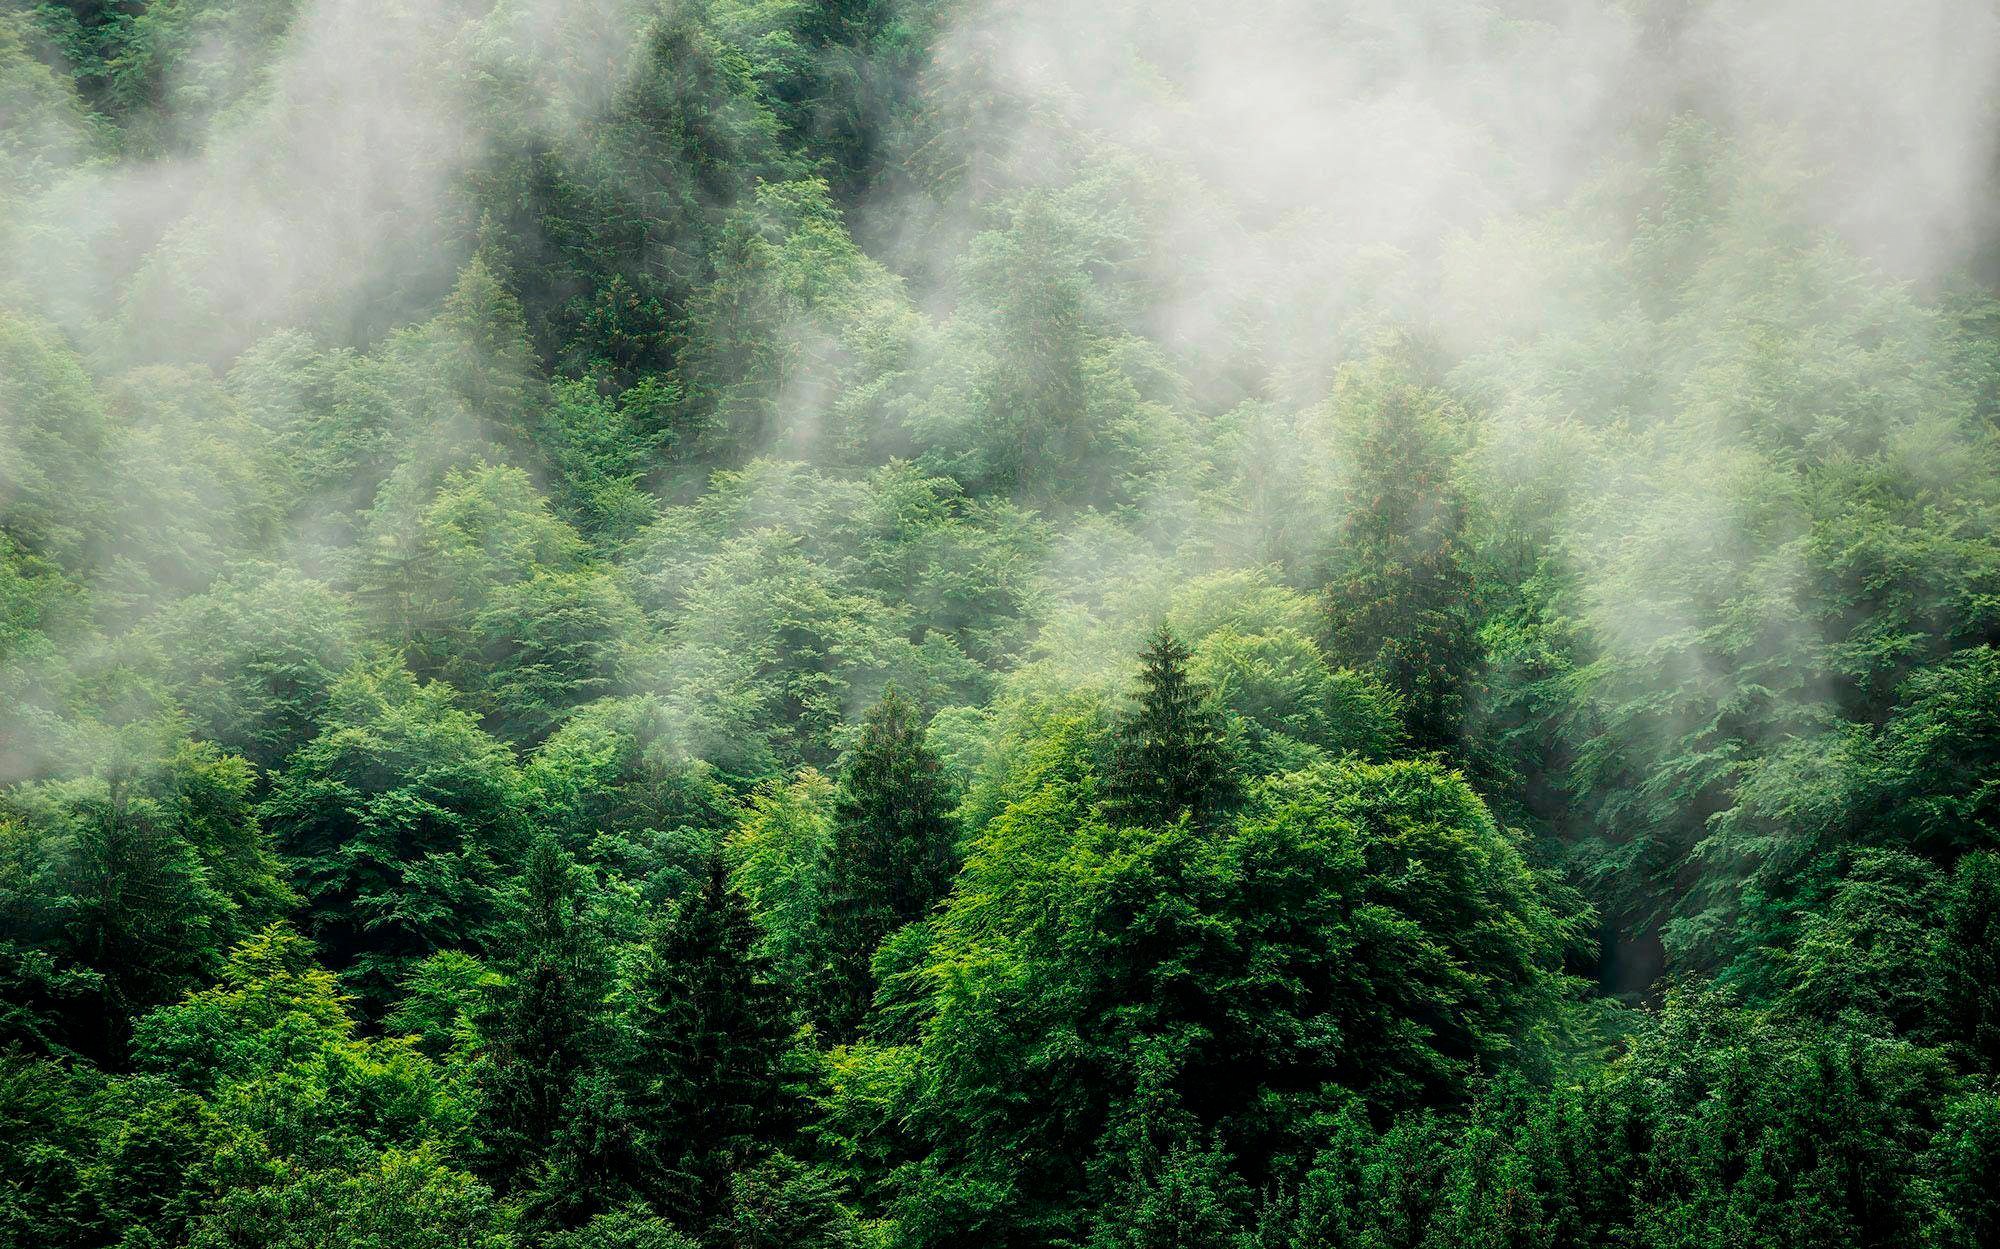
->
[3,1,2000,1245]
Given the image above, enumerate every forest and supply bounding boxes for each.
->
[2,0,1999,1245]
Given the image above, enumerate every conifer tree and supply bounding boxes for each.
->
[1319,365,1481,754]
[625,856,794,1237]
[1938,852,2000,1074]
[1105,625,1239,830]
[479,836,609,1215]
[815,688,957,1036]
[423,252,545,451]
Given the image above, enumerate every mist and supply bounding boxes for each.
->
[4,2,2000,1241]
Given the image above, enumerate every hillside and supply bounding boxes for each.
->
[3,2,2000,1245]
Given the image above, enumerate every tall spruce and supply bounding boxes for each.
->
[479,836,609,1217]
[1319,365,1481,755]
[1106,625,1239,829]
[815,688,958,1037]
[625,856,794,1238]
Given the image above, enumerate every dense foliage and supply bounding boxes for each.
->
[3,0,1999,1244]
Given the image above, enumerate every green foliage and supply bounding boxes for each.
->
[632,478,1002,770]
[1938,852,2000,1073]
[1318,355,1484,755]
[0,14,95,200]
[395,255,548,460]
[137,568,359,769]
[226,329,398,528]
[521,697,736,906]
[0,739,289,1059]
[477,837,614,1218]
[355,461,584,670]
[259,660,523,1008]
[0,309,114,569]
[1780,849,1945,1035]
[1105,625,1240,830]
[469,567,644,744]
[99,0,304,152]
[723,1151,866,1249]
[538,379,668,542]
[470,0,796,385]
[0,1054,96,1246]
[1874,648,2000,855]
[939,191,1164,505]
[728,767,837,994]
[882,744,1574,1243]
[1242,989,1975,1249]
[670,177,909,459]
[0,926,494,1249]
[9,4,2000,1244]
[544,1206,698,1249]
[816,687,958,1035]
[187,1146,513,1249]
[1187,624,1405,768]
[623,857,797,1237]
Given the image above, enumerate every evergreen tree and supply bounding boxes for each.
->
[1105,625,1239,830]
[413,253,546,455]
[0,740,290,1062]
[624,856,794,1238]
[1319,363,1482,754]
[964,197,1096,502]
[723,1153,865,1249]
[1938,852,2000,1073]
[39,770,228,1059]
[16,4,2000,1245]
[815,688,958,1036]
[479,836,610,1220]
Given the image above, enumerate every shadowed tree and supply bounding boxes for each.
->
[815,687,958,1036]
[624,856,795,1238]
[1319,363,1481,755]
[478,836,611,1222]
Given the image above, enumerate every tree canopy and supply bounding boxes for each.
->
[4,1,2000,1245]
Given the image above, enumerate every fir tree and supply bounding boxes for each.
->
[1319,364,1481,755]
[1105,625,1239,830]
[815,688,958,1037]
[479,836,609,1218]
[625,856,794,1238]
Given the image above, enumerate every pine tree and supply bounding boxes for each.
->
[815,688,958,1037]
[625,856,794,1238]
[1105,625,1239,830]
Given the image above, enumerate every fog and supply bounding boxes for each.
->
[4,0,1997,784]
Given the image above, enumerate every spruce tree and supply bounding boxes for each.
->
[1319,365,1481,754]
[625,856,794,1238]
[815,688,958,1036]
[1105,625,1239,830]
[479,836,610,1220]
[1938,852,2000,1074]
